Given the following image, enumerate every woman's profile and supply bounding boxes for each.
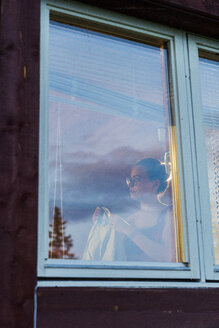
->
[83,158,176,262]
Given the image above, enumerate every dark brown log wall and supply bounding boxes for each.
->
[0,0,40,327]
[0,0,219,327]
[80,0,219,38]
[37,287,219,328]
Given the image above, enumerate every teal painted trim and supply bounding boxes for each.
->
[38,0,51,277]
[37,280,219,288]
[182,34,207,283]
[171,33,200,279]
[44,0,182,40]
[39,0,196,280]
[187,34,219,281]
[39,267,193,280]
[45,259,188,270]
[38,0,219,282]
[33,286,38,328]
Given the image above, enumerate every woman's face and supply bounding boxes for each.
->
[128,165,159,201]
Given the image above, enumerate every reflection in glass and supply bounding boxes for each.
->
[199,55,219,264]
[48,20,182,262]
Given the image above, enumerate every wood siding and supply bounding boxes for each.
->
[0,1,40,327]
[37,287,219,328]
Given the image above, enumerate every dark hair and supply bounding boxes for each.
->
[135,158,168,194]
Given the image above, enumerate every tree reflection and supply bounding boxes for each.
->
[49,206,76,259]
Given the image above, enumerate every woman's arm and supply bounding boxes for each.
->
[127,227,174,262]
[109,212,176,262]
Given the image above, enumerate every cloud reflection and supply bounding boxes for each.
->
[49,146,149,223]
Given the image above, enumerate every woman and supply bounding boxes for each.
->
[91,158,176,262]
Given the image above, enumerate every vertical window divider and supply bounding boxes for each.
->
[184,33,207,282]
[171,33,200,278]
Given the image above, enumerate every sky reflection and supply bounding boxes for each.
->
[48,21,172,259]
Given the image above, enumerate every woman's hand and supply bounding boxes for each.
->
[109,214,132,236]
[92,206,102,222]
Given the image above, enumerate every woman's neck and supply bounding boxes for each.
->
[140,195,160,210]
[131,200,164,229]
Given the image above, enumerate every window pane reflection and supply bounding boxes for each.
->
[48,21,182,262]
[199,55,219,264]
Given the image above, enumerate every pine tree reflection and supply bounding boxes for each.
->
[49,206,76,259]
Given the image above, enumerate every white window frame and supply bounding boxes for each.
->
[38,0,207,282]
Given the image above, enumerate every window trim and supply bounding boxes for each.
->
[188,34,219,281]
[38,0,201,281]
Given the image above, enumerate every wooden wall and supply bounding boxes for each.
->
[37,287,219,328]
[80,0,219,38]
[0,0,218,327]
[0,1,40,327]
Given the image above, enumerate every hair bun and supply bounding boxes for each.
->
[136,158,168,194]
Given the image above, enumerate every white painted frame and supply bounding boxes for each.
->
[38,0,200,280]
[188,34,219,281]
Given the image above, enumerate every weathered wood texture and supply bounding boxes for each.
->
[37,287,219,328]
[82,0,219,38]
[0,0,40,327]
[160,0,219,16]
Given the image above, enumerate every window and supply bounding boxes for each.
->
[38,0,219,284]
[200,54,219,264]
[188,35,219,281]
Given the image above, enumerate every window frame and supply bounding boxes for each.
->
[38,0,201,281]
[188,34,219,281]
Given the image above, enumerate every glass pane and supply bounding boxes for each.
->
[48,20,183,262]
[199,54,219,264]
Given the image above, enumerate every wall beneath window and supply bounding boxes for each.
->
[0,0,219,327]
[37,287,219,328]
